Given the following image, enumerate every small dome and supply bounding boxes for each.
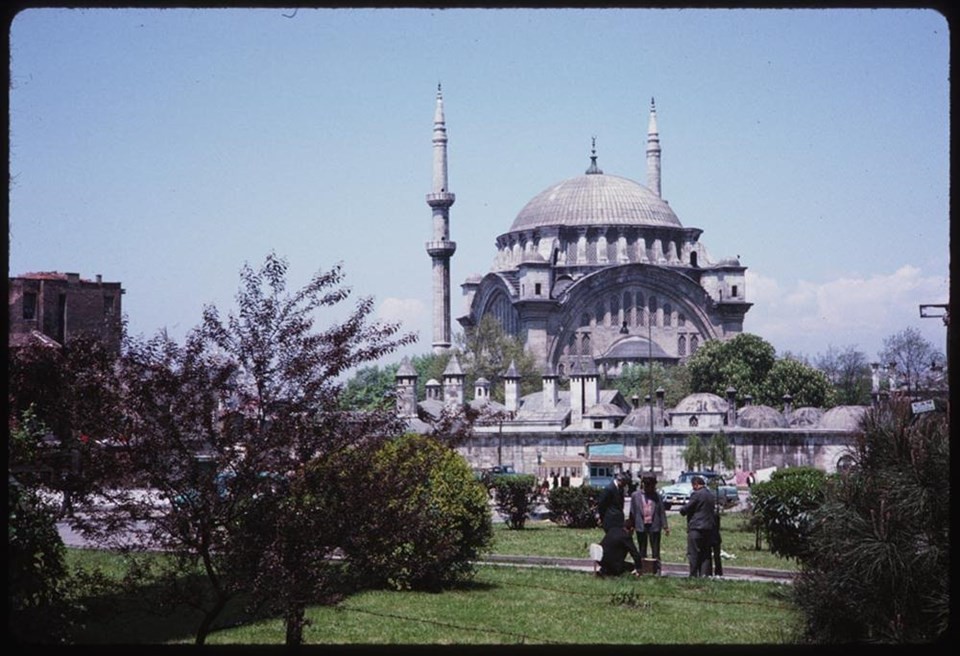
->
[819,405,867,430]
[509,173,682,232]
[737,404,787,428]
[788,406,824,427]
[674,392,728,414]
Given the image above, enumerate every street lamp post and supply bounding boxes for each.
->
[648,313,655,474]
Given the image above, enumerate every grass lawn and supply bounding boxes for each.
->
[491,510,797,572]
[65,542,800,645]
[203,566,799,645]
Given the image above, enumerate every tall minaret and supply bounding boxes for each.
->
[425,84,456,354]
[646,97,662,197]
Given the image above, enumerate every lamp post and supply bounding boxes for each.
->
[648,312,655,474]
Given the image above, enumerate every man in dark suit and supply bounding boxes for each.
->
[597,522,642,577]
[679,475,716,577]
[597,471,628,533]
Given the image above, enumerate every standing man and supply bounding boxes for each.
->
[629,472,670,570]
[597,471,628,533]
[678,475,716,577]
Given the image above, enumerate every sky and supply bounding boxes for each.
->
[7,7,951,373]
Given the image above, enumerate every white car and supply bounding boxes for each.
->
[661,471,740,510]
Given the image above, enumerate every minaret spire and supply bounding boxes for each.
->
[646,96,662,197]
[585,136,603,175]
[425,84,456,354]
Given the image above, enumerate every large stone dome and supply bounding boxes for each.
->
[508,173,682,232]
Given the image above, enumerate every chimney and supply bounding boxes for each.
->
[504,360,520,413]
[782,392,793,416]
[442,354,465,407]
[542,365,557,410]
[725,386,737,426]
[656,387,665,426]
[394,357,419,418]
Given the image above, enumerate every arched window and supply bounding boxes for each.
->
[691,335,699,353]
[581,333,591,356]
[678,335,687,356]
[690,251,698,267]
[649,297,658,327]
[610,295,620,326]
[678,313,686,327]
[595,302,604,326]
[663,303,672,327]
[635,292,645,326]
[689,416,699,427]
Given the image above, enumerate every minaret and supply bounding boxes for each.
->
[425,84,457,354]
[646,97,662,197]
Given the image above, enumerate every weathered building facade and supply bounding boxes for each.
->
[8,272,125,353]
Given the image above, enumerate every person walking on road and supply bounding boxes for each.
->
[629,472,669,571]
[679,475,716,577]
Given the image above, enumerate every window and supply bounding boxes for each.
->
[678,313,686,327]
[689,416,699,427]
[691,335,699,353]
[663,303,672,327]
[731,285,738,298]
[104,295,115,316]
[534,282,542,296]
[678,335,687,356]
[690,251,698,267]
[22,292,37,320]
[593,421,603,430]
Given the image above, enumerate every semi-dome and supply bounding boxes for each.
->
[508,173,682,232]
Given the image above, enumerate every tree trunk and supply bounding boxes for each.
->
[285,602,306,646]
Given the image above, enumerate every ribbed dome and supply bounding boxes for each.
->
[509,173,682,232]
[673,393,728,414]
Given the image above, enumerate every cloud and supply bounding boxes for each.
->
[745,266,949,358]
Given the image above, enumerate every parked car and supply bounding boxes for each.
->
[661,471,740,510]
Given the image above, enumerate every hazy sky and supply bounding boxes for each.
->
[8,7,950,371]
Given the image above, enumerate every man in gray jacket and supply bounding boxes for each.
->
[678,475,716,577]
[628,472,669,569]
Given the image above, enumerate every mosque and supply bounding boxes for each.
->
[402,86,865,482]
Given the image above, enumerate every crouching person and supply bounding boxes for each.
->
[598,520,642,577]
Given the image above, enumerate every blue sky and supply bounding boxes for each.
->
[8,7,950,371]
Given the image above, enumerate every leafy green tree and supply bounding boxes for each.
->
[411,351,450,401]
[878,327,944,394]
[456,315,541,401]
[340,363,400,411]
[760,357,836,409]
[686,333,775,399]
[705,432,736,472]
[746,467,828,561]
[680,434,707,470]
[814,345,872,406]
[793,400,949,642]
[610,362,692,408]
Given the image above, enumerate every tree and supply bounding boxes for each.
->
[792,400,949,642]
[878,327,944,394]
[456,315,541,401]
[705,432,736,472]
[814,345,872,406]
[489,474,541,530]
[759,357,836,409]
[89,254,417,645]
[746,467,828,560]
[340,363,400,411]
[680,434,707,470]
[686,333,776,399]
[610,361,692,408]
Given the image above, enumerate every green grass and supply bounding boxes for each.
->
[490,511,798,572]
[205,566,799,645]
[65,543,801,645]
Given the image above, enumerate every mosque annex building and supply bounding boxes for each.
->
[455,97,752,376]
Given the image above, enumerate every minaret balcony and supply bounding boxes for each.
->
[426,192,456,208]
[426,240,457,257]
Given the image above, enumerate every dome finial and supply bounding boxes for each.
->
[585,135,603,175]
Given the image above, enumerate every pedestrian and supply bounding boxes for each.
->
[597,471,628,533]
[678,475,717,577]
[710,506,723,577]
[597,519,642,577]
[628,472,669,571]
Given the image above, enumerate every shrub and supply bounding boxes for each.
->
[343,434,493,591]
[747,466,828,561]
[547,485,601,528]
[8,476,74,644]
[792,401,949,643]
[490,474,540,530]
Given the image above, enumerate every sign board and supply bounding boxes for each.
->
[911,399,936,414]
